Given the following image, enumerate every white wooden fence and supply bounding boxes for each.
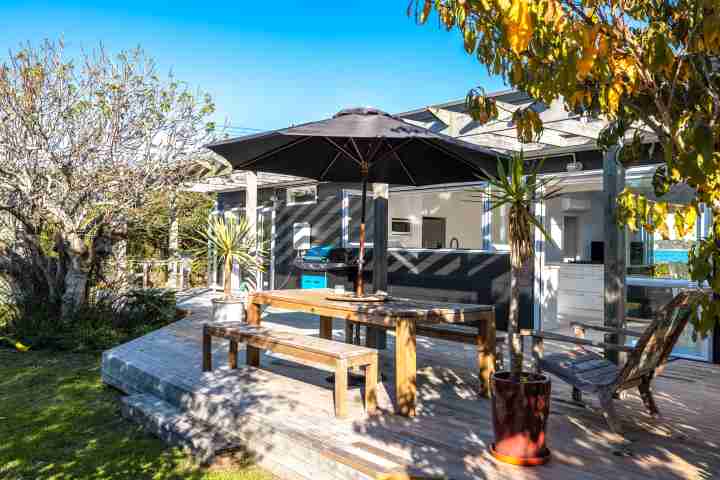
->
[127,258,193,290]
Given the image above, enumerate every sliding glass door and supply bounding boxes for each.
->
[625,175,711,360]
[536,168,713,361]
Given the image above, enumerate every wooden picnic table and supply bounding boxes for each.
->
[246,288,496,417]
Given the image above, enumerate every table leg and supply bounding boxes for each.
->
[477,311,496,398]
[366,327,388,350]
[229,340,238,369]
[320,316,333,340]
[202,325,212,372]
[246,300,262,366]
[345,322,355,344]
[395,318,417,417]
[247,344,260,367]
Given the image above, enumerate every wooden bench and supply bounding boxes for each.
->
[347,322,507,369]
[202,323,378,419]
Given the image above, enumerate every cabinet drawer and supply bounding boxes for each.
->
[558,290,604,310]
[560,269,603,280]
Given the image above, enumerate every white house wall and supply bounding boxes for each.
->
[544,190,605,262]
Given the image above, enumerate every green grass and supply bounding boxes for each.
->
[0,349,273,480]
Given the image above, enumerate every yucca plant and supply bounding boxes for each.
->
[191,215,266,301]
[481,154,561,377]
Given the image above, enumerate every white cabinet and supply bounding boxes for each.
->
[553,263,604,321]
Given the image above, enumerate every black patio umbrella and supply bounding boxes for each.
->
[207,107,500,297]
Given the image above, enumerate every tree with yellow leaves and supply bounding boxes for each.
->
[410,0,720,336]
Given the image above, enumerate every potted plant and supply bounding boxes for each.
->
[192,215,265,323]
[481,154,560,466]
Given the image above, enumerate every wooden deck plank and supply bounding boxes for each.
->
[101,293,720,480]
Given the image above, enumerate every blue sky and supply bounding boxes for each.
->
[0,1,505,133]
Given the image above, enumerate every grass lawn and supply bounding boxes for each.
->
[0,348,274,480]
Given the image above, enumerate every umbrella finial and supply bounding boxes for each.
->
[334,107,391,118]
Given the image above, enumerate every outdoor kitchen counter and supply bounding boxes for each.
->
[246,288,496,417]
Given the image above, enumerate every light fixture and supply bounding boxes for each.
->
[566,160,583,172]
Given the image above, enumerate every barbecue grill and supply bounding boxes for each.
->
[293,246,369,290]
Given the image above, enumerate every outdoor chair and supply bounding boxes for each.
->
[520,289,705,434]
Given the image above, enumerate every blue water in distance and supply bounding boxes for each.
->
[654,249,689,263]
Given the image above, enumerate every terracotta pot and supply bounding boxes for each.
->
[491,371,551,466]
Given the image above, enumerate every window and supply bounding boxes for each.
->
[626,179,700,280]
[293,222,311,250]
[391,218,411,235]
[624,174,709,360]
[387,187,484,250]
[286,185,317,205]
[490,187,510,249]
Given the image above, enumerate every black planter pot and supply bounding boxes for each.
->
[490,371,551,466]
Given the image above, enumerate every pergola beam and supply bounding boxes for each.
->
[490,128,592,148]
[460,133,547,152]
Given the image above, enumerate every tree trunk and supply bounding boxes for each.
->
[60,232,92,318]
[508,261,523,376]
[223,256,232,300]
[113,222,128,286]
[62,267,88,317]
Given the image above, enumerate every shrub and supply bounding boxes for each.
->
[0,288,178,352]
[115,289,177,329]
[0,291,63,349]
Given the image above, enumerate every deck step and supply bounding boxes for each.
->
[120,393,244,465]
[106,352,382,479]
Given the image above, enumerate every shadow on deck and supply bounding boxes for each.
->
[101,292,720,479]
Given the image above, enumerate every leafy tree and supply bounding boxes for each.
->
[127,190,215,259]
[0,40,216,317]
[411,0,720,335]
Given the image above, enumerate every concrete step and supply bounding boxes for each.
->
[120,393,244,465]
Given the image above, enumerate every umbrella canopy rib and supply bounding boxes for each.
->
[349,138,365,163]
[388,143,417,186]
[364,139,385,165]
[323,137,362,166]
[319,147,346,181]
[371,138,414,167]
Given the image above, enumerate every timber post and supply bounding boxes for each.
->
[603,145,627,365]
[246,171,258,289]
[368,183,388,350]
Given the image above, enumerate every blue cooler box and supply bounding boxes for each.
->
[300,273,327,289]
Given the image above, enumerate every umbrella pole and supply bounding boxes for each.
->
[356,174,368,297]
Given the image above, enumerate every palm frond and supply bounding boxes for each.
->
[189,215,268,297]
[483,154,561,265]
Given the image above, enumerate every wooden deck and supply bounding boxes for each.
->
[102,291,720,479]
